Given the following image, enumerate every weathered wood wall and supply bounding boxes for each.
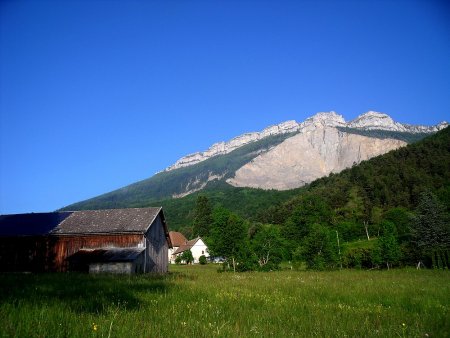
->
[145,215,169,273]
[53,234,143,272]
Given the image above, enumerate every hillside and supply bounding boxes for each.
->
[257,126,450,226]
[61,132,298,211]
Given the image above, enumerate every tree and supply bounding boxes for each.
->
[383,207,413,243]
[282,195,332,256]
[251,224,284,271]
[337,187,372,240]
[180,250,194,265]
[376,221,401,269]
[192,196,213,238]
[411,191,450,268]
[208,208,249,272]
[294,224,338,270]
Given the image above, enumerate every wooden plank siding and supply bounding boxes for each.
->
[53,234,144,272]
[144,215,169,273]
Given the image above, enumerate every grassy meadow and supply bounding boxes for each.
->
[0,265,449,337]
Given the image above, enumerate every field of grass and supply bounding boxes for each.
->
[0,265,449,337]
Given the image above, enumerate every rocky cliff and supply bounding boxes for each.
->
[226,127,407,190]
[165,111,447,171]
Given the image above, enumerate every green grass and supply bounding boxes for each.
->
[0,266,449,337]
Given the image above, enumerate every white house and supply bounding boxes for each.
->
[172,236,210,264]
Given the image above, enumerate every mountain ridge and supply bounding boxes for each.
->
[164,111,447,172]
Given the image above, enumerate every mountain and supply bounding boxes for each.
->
[61,111,447,212]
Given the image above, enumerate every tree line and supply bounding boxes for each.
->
[190,190,448,271]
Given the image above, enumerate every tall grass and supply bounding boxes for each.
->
[0,266,448,337]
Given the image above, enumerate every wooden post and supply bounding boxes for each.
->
[336,230,342,270]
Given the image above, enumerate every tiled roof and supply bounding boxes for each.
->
[169,231,188,247]
[53,207,162,234]
[0,207,166,236]
[173,237,201,254]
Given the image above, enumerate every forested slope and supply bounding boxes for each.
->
[257,126,450,226]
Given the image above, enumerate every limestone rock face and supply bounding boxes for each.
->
[226,127,407,190]
[348,111,405,131]
[164,111,448,172]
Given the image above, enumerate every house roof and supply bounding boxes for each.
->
[173,237,202,255]
[68,248,145,263]
[0,208,170,242]
[169,231,188,247]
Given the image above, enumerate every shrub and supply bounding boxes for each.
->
[181,250,194,265]
[342,247,375,269]
[199,255,207,265]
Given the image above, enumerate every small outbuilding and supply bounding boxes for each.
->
[0,207,172,274]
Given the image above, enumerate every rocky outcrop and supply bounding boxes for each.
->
[226,127,408,190]
[165,120,299,171]
[171,172,226,198]
[164,111,448,172]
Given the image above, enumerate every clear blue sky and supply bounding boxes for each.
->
[1,0,449,214]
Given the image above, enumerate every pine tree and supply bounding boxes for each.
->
[192,196,213,238]
[412,191,450,268]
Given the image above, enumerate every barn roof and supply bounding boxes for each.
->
[0,208,169,239]
[53,207,163,235]
[0,212,72,236]
[169,231,188,247]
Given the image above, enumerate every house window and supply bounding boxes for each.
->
[202,250,204,254]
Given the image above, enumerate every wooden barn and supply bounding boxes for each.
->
[0,207,172,274]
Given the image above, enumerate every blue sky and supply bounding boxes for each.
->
[1,0,449,214]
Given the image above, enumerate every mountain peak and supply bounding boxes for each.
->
[348,111,403,131]
[302,111,346,129]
